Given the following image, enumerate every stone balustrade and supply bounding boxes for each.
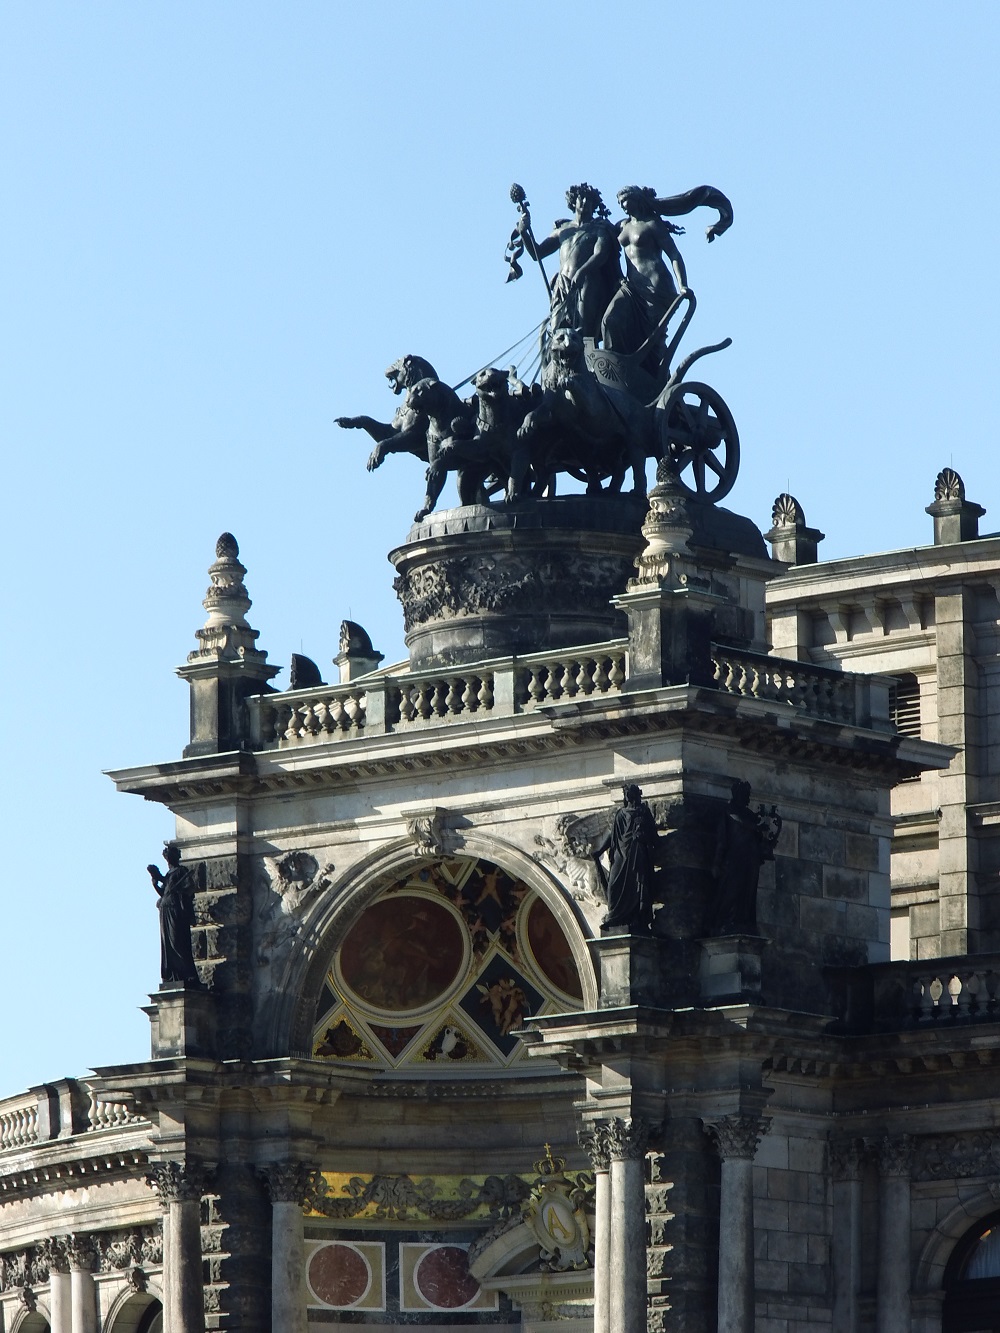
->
[710,646,859,723]
[0,1082,148,1152]
[250,640,890,750]
[0,1093,39,1151]
[252,641,629,748]
[86,1088,143,1132]
[830,954,1000,1031]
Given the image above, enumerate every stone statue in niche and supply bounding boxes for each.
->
[709,781,782,935]
[591,784,663,933]
[146,844,203,987]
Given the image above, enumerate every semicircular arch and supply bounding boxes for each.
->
[104,1285,164,1333]
[914,1190,1000,1295]
[271,833,598,1061]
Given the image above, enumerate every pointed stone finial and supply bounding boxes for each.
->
[177,533,279,757]
[764,493,824,565]
[926,468,985,544]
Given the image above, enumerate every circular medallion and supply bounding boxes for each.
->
[308,1242,371,1308]
[338,892,467,1014]
[414,1245,481,1309]
[524,897,583,1000]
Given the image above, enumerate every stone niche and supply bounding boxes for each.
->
[389,495,647,669]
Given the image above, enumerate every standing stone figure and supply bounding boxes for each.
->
[592,784,662,932]
[515,183,621,341]
[710,781,782,935]
[146,844,203,987]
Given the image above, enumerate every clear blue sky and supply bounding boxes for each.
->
[2,2,999,1094]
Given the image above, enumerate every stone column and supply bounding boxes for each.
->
[873,1135,913,1333]
[149,1161,209,1333]
[66,1235,98,1333]
[258,1161,319,1333]
[578,1126,612,1333]
[829,1137,864,1333]
[604,1118,650,1333]
[703,1114,770,1333]
[43,1238,71,1333]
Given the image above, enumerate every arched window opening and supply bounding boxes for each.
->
[944,1209,1000,1332]
[312,857,585,1071]
[107,1294,163,1333]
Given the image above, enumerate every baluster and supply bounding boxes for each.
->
[432,680,449,717]
[916,975,936,1020]
[446,677,463,714]
[608,655,625,690]
[281,705,298,742]
[343,694,360,731]
[300,703,320,736]
[547,661,564,700]
[416,681,433,720]
[561,661,578,698]
[462,676,478,713]
[399,685,416,723]
[578,658,596,695]
[951,973,970,1015]
[478,675,494,710]
[594,656,610,693]
[512,668,529,709]
[328,696,346,732]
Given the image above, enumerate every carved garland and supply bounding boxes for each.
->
[309,1171,532,1222]
[0,1225,162,1293]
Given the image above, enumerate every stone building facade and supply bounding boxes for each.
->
[2,464,1000,1333]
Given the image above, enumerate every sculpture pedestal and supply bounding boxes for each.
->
[698,935,768,1003]
[144,984,216,1059]
[590,933,666,1009]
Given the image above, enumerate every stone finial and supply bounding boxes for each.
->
[176,533,279,756]
[334,619,384,682]
[764,493,825,565]
[627,462,697,589]
[926,467,985,544]
[189,533,265,664]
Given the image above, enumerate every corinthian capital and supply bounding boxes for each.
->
[257,1161,321,1206]
[604,1117,652,1162]
[146,1160,212,1205]
[703,1114,770,1161]
[829,1135,864,1181]
[870,1134,914,1178]
[66,1235,98,1273]
[578,1124,611,1172]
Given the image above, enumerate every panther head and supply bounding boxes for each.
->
[385,354,439,395]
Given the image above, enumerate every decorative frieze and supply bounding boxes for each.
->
[309,1170,535,1223]
[911,1132,1000,1181]
[703,1114,770,1161]
[0,1225,161,1294]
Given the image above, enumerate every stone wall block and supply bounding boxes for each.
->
[823,868,867,902]
[844,833,880,872]
[798,827,846,865]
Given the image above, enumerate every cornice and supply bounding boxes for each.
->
[0,1147,150,1202]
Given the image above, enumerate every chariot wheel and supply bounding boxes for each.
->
[656,380,739,503]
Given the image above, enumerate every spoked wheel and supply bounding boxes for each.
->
[657,380,740,503]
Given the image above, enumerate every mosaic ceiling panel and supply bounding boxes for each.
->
[312,857,584,1069]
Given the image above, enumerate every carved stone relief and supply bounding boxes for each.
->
[393,551,631,633]
[255,850,335,967]
[912,1132,1000,1181]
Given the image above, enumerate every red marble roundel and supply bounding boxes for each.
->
[414,1245,480,1309]
[308,1242,371,1307]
